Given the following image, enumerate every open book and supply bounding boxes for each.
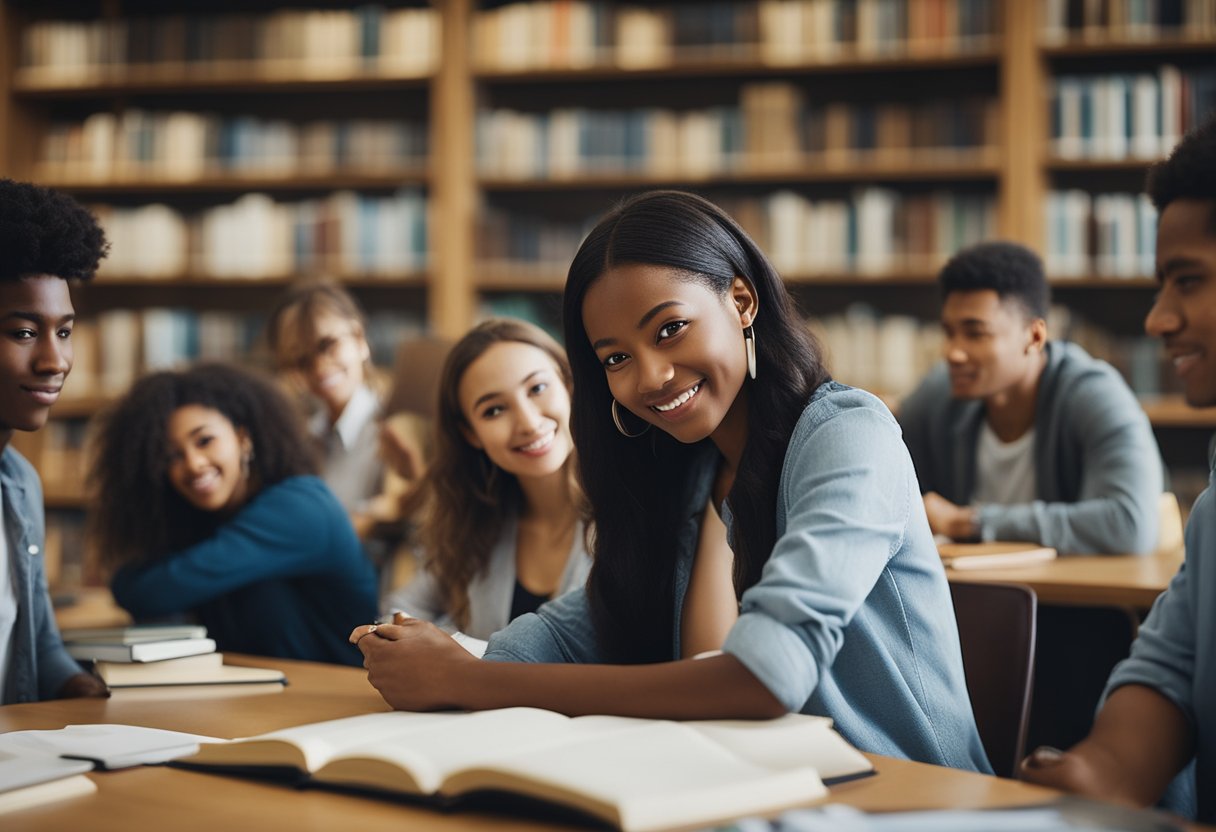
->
[938,541,1058,570]
[179,708,871,832]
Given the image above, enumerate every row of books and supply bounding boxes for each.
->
[1045,190,1157,279]
[477,95,996,180]
[38,113,428,182]
[473,0,998,72]
[1051,66,1216,160]
[815,302,1180,401]
[19,7,438,80]
[92,190,428,280]
[1040,0,1216,43]
[725,189,996,276]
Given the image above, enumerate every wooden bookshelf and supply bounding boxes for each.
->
[32,173,431,195]
[12,69,434,98]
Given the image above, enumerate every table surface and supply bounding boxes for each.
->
[944,546,1183,608]
[0,656,1064,831]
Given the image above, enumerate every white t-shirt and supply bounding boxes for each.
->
[972,422,1036,507]
[0,483,18,698]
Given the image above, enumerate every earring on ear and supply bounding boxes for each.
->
[611,399,650,438]
[743,325,757,380]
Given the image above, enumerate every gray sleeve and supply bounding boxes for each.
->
[897,366,944,496]
[976,370,1162,555]
[381,565,454,631]
[483,587,606,664]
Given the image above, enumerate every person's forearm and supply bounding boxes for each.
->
[452,653,786,720]
[1072,684,1194,806]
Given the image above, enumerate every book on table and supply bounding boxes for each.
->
[178,707,872,832]
[938,541,1058,570]
[94,652,286,690]
[60,624,208,644]
[63,636,217,663]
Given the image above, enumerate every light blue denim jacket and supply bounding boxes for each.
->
[1104,464,1216,822]
[486,382,990,772]
[0,446,81,704]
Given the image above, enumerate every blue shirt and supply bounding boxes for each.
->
[0,446,81,704]
[1105,465,1216,822]
[485,382,990,772]
[111,475,377,666]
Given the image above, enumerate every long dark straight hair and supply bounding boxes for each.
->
[562,191,830,662]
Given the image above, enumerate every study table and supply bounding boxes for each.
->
[944,547,1184,608]
[0,656,1063,831]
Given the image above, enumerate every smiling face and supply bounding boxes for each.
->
[0,275,75,447]
[458,341,574,482]
[939,289,1046,401]
[165,404,252,513]
[582,264,756,447]
[278,308,370,419]
[1145,199,1216,407]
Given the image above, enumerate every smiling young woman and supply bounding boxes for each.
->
[380,318,590,640]
[353,191,990,774]
[89,363,378,666]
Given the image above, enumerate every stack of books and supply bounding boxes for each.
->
[61,625,286,698]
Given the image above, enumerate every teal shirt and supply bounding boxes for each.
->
[111,476,376,666]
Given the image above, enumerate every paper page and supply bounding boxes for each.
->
[0,748,93,792]
[0,773,96,814]
[687,714,872,781]
[0,724,226,769]
[443,721,825,832]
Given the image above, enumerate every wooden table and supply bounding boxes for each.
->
[945,548,1183,608]
[0,656,1062,831]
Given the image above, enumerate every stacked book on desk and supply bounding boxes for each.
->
[60,625,286,697]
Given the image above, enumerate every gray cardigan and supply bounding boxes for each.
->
[899,341,1163,555]
[382,515,591,641]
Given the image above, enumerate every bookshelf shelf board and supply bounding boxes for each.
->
[1140,396,1216,429]
[12,68,433,99]
[479,160,1000,191]
[1049,277,1156,288]
[87,273,430,289]
[38,173,430,196]
[43,490,87,510]
[476,266,568,291]
[783,271,938,285]
[473,50,1001,84]
[1040,38,1216,59]
[1045,158,1156,174]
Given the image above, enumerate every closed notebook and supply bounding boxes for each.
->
[179,708,872,832]
[60,624,208,644]
[95,653,286,688]
[938,542,1058,570]
[64,637,217,663]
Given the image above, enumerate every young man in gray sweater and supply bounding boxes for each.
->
[899,241,1163,555]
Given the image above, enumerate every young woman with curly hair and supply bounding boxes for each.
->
[381,318,590,640]
[91,363,377,666]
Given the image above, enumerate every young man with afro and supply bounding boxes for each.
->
[0,178,109,703]
[1021,116,1216,823]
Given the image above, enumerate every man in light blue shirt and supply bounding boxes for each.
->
[1021,116,1216,823]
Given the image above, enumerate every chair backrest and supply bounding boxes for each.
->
[383,335,454,420]
[949,580,1037,778]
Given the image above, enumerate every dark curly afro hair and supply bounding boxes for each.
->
[1147,114,1216,232]
[938,240,1050,320]
[0,178,108,283]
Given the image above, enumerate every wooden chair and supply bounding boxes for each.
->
[949,580,1038,778]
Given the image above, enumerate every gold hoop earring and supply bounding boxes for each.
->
[744,325,757,380]
[611,399,650,438]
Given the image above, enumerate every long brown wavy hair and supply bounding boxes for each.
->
[420,318,583,629]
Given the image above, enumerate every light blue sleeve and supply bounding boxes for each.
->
[1103,485,1205,724]
[111,478,357,618]
[722,402,912,711]
[483,587,606,665]
[976,370,1162,555]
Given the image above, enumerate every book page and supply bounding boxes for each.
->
[440,721,826,832]
[0,725,224,769]
[686,714,872,782]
